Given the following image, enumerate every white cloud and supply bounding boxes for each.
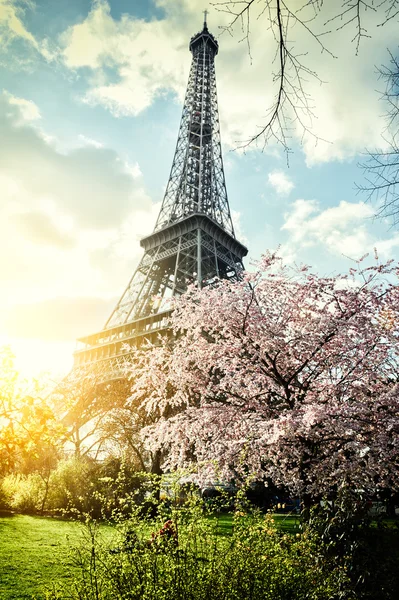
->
[0,0,58,63]
[282,199,375,258]
[125,161,142,179]
[0,91,151,229]
[231,210,248,246]
[279,196,399,266]
[373,235,399,259]
[0,90,156,335]
[5,91,41,121]
[268,171,294,196]
[62,0,187,116]
[78,133,104,148]
[59,0,399,163]
[0,0,39,48]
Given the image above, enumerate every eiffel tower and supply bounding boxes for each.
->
[73,15,248,371]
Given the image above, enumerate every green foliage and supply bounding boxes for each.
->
[1,472,45,512]
[52,491,352,600]
[46,456,97,513]
[0,346,64,478]
[1,495,398,600]
[306,492,399,600]
[0,455,146,516]
[46,455,148,518]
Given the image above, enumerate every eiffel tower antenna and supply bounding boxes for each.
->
[74,19,248,371]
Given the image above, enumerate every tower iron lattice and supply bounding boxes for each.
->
[73,17,248,371]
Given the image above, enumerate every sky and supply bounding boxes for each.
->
[1,0,399,377]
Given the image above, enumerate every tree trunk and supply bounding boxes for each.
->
[40,474,50,515]
[300,492,314,522]
[150,449,163,476]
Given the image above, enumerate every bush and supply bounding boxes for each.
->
[46,456,147,518]
[0,455,147,516]
[307,496,399,600]
[0,479,9,510]
[1,473,45,512]
[50,492,352,600]
[46,457,95,513]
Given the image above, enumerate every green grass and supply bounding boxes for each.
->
[0,511,300,599]
[0,514,106,600]
[0,512,393,599]
[270,513,301,533]
[211,512,300,535]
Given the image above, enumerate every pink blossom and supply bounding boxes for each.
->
[127,252,399,497]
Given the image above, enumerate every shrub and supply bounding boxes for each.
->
[0,455,147,516]
[308,496,399,600]
[51,493,353,600]
[46,457,95,513]
[46,456,148,518]
[1,473,45,512]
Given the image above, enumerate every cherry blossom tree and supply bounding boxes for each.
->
[128,251,399,502]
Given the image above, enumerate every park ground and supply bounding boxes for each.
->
[0,512,301,600]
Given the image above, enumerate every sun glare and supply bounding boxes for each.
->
[0,334,74,378]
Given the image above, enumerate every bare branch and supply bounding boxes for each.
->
[357,48,399,227]
[212,1,399,153]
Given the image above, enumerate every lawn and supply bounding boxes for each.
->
[211,512,300,535]
[0,513,118,600]
[0,511,300,599]
[0,514,82,599]
[1,511,394,599]
[0,512,355,600]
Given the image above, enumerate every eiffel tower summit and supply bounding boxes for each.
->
[74,14,248,371]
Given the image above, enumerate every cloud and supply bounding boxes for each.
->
[231,210,248,246]
[0,0,58,63]
[282,199,375,258]
[59,0,398,163]
[61,0,187,117]
[268,171,294,196]
[0,91,151,229]
[12,210,75,248]
[78,133,104,149]
[0,0,38,48]
[125,161,142,179]
[279,196,399,266]
[5,90,41,121]
[0,90,155,324]
[373,234,399,259]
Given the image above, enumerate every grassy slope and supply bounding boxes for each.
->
[0,514,87,600]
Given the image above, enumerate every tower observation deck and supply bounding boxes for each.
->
[74,17,248,371]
